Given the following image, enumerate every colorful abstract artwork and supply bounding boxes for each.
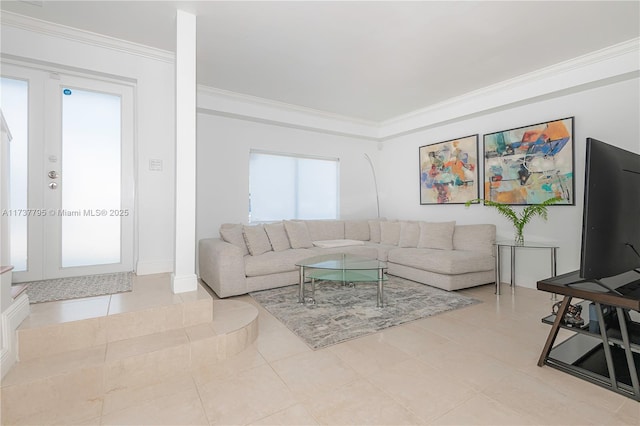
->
[483,117,574,205]
[419,135,479,204]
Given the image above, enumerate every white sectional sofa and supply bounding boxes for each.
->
[198,219,496,298]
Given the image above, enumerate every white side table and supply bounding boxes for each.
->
[494,241,558,295]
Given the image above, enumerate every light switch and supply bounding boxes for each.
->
[149,159,163,172]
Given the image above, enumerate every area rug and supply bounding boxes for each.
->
[250,276,481,349]
[24,272,133,304]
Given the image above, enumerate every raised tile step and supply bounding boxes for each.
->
[16,296,214,361]
[1,300,259,425]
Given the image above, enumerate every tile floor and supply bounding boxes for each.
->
[4,275,640,425]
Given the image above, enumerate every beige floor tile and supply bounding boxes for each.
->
[106,303,184,341]
[1,344,106,387]
[197,363,298,425]
[105,328,189,362]
[328,332,412,377]
[378,321,452,357]
[211,300,259,334]
[182,297,214,327]
[103,341,190,392]
[430,392,540,425]
[192,344,267,385]
[270,349,361,400]
[520,360,632,414]
[250,404,319,426]
[481,369,629,425]
[416,340,519,392]
[17,316,107,360]
[366,357,478,423]
[178,283,214,303]
[255,328,311,362]
[301,379,423,425]
[19,295,111,327]
[107,285,183,315]
[1,365,104,425]
[102,372,198,416]
[616,398,640,425]
[101,385,209,425]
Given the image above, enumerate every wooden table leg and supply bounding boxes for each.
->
[538,296,571,367]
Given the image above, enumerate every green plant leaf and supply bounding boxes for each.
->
[465,197,562,236]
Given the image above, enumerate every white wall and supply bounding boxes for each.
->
[379,77,640,288]
[1,17,176,275]
[196,113,380,241]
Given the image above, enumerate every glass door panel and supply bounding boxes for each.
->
[60,87,122,267]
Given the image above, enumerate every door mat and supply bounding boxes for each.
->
[23,272,133,304]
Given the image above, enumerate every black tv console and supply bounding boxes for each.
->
[537,270,640,401]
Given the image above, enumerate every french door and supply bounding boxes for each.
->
[1,64,134,282]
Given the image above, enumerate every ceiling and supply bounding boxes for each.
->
[2,1,639,122]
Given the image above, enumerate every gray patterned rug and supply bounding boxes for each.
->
[250,276,481,349]
[24,272,133,304]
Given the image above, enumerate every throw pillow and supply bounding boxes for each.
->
[380,221,401,245]
[417,221,456,250]
[219,224,249,256]
[264,222,291,252]
[283,220,313,248]
[242,225,273,256]
[398,221,420,248]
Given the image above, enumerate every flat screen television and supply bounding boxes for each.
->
[580,138,640,284]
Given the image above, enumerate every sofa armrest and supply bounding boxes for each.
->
[198,238,247,298]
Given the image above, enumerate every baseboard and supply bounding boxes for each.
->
[136,259,174,275]
[1,293,30,379]
[171,273,198,293]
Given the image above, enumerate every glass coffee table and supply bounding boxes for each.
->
[296,253,388,307]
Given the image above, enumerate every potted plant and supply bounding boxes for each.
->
[465,197,561,245]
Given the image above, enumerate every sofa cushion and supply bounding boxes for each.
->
[417,221,456,250]
[244,249,314,276]
[453,224,496,256]
[388,248,494,275]
[305,220,345,241]
[398,221,420,248]
[219,224,249,256]
[380,221,400,245]
[243,225,273,256]
[284,220,313,248]
[264,222,291,252]
[368,220,382,243]
[364,242,396,261]
[345,220,370,241]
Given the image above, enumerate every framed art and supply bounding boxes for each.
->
[419,134,479,204]
[483,117,574,205]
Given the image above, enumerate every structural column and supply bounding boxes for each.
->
[172,9,198,293]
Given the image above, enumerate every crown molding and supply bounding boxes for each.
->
[379,37,640,139]
[1,11,175,64]
[198,85,378,127]
[197,85,380,140]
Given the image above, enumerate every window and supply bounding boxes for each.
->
[249,151,339,222]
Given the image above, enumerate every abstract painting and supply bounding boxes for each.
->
[483,117,574,205]
[419,135,479,204]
